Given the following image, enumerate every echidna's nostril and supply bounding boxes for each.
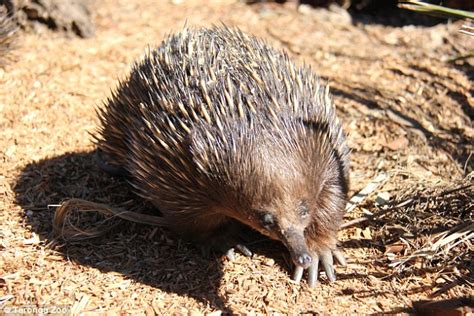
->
[297,253,312,267]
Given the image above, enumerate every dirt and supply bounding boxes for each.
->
[0,0,473,314]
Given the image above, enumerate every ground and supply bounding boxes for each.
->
[0,0,473,314]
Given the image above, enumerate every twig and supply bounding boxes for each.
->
[342,198,413,229]
[430,279,462,297]
[387,223,473,270]
[463,151,473,174]
[345,173,389,213]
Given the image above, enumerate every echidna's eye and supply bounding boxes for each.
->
[260,213,275,230]
[298,201,310,218]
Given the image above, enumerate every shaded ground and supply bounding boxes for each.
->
[0,0,473,314]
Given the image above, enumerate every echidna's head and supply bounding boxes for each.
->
[191,116,348,269]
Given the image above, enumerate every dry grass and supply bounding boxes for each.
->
[399,0,474,20]
[1,0,473,314]
[352,172,473,294]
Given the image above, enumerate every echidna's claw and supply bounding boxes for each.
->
[333,249,346,266]
[307,258,319,287]
[225,243,252,261]
[235,244,253,257]
[320,250,336,282]
[293,266,304,283]
[225,248,236,261]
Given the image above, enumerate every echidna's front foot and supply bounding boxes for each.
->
[292,248,346,287]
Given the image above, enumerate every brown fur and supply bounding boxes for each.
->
[95,25,350,266]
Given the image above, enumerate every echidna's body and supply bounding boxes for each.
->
[0,8,17,64]
[95,26,350,287]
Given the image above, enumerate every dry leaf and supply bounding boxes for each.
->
[385,242,406,255]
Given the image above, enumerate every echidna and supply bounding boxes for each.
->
[0,6,17,64]
[95,25,350,287]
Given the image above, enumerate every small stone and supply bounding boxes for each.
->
[375,192,390,205]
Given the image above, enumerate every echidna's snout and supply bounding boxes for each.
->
[281,227,312,269]
[296,253,312,267]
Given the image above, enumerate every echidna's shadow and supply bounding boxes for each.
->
[15,150,363,308]
[13,150,233,312]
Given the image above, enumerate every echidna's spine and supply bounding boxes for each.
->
[95,25,349,185]
[0,9,17,65]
